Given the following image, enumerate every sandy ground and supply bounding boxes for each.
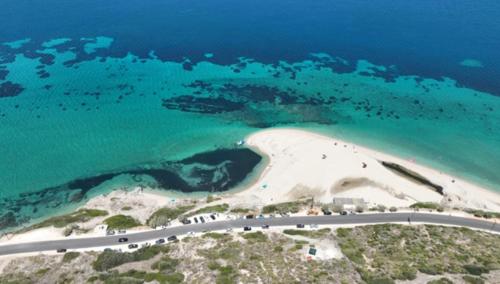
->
[0,188,192,245]
[224,128,500,211]
[2,128,500,249]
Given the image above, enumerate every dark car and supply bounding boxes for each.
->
[243,226,252,231]
[262,224,270,229]
[210,214,216,220]
[194,217,199,223]
[322,209,332,215]
[200,216,205,223]
[118,237,128,243]
[340,211,348,216]
[181,218,192,225]
[245,214,254,219]
[156,238,165,244]
[167,235,178,242]
[128,244,139,249]
[296,224,305,228]
[56,248,67,253]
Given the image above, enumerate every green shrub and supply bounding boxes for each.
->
[242,231,267,242]
[104,215,141,229]
[463,264,489,275]
[229,208,252,214]
[410,202,442,210]
[262,199,311,214]
[147,205,195,227]
[62,251,80,263]
[427,277,453,284]
[151,256,179,273]
[462,275,485,284]
[282,228,331,238]
[184,204,229,217]
[216,265,238,284]
[93,246,167,271]
[28,209,108,230]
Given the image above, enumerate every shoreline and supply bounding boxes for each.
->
[2,127,500,242]
[281,126,499,199]
[228,127,500,211]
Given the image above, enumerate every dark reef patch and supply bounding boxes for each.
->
[0,81,25,98]
[0,148,262,232]
[162,95,244,114]
[0,68,8,80]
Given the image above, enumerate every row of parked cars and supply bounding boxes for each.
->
[123,235,178,249]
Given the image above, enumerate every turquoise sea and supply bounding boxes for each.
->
[1,0,500,231]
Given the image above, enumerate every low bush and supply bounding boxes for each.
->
[93,245,168,271]
[147,205,195,227]
[29,209,108,229]
[62,251,80,263]
[104,215,141,229]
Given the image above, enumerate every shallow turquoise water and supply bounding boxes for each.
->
[1,34,500,230]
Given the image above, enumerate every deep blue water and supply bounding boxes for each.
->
[2,0,500,94]
[1,0,500,231]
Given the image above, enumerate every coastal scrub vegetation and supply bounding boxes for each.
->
[184,203,229,217]
[409,202,443,211]
[147,205,195,227]
[229,207,253,214]
[3,225,500,284]
[26,208,108,230]
[283,228,331,238]
[104,214,141,230]
[261,198,312,214]
[335,224,500,283]
[62,252,80,263]
[464,208,500,219]
[93,245,169,271]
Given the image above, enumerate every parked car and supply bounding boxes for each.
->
[257,214,264,219]
[155,238,165,244]
[181,218,191,225]
[340,211,348,216]
[296,224,305,228]
[128,244,139,249]
[56,248,67,253]
[106,230,115,236]
[200,216,205,223]
[167,235,178,242]
[322,209,332,215]
[210,214,216,220]
[243,226,252,231]
[194,217,199,223]
[245,214,254,219]
[118,237,128,243]
[261,224,270,229]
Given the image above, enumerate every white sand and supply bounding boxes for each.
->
[225,128,500,211]
[2,128,499,250]
[0,188,190,245]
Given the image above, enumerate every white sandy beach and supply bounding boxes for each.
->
[2,128,500,247]
[226,128,500,211]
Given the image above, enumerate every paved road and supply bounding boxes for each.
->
[0,213,498,256]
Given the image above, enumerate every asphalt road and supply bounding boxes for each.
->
[0,213,498,256]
